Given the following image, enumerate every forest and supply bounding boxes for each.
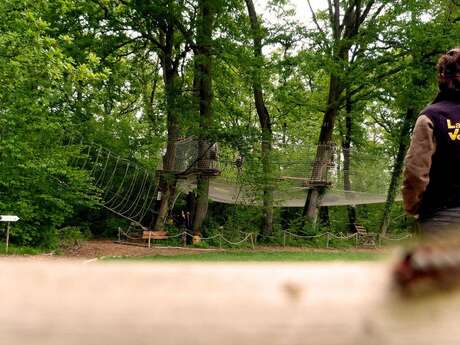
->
[1,0,459,249]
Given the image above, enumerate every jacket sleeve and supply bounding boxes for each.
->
[401,115,436,215]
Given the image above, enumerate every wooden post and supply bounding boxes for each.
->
[148,231,151,248]
[5,222,10,254]
[283,231,286,247]
[355,233,359,248]
[182,231,187,247]
[326,232,330,248]
[250,233,255,250]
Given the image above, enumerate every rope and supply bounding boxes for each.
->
[381,233,412,241]
[219,233,252,245]
[328,232,358,240]
[122,170,149,217]
[105,162,131,206]
[89,145,102,175]
[117,225,412,249]
[102,205,147,230]
[185,233,222,241]
[110,166,140,213]
[95,151,111,186]
[139,181,159,223]
[117,228,254,247]
[102,156,120,198]
[283,230,326,239]
[80,144,93,170]
[132,173,157,220]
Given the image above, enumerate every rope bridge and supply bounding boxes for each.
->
[72,142,160,228]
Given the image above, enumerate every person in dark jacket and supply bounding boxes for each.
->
[402,47,460,234]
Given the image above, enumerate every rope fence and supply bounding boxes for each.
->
[117,227,412,250]
[282,230,413,248]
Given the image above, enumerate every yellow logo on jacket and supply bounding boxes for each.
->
[447,119,460,140]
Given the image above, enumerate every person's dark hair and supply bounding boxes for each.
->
[437,47,460,92]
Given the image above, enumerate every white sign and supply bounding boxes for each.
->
[0,215,19,222]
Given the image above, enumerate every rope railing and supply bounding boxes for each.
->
[117,228,256,249]
[281,230,412,248]
[380,233,413,241]
[117,226,412,250]
[220,233,254,247]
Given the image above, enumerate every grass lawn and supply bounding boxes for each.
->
[0,242,45,255]
[106,250,385,262]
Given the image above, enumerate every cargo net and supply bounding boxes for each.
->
[173,137,219,175]
[176,143,399,208]
[276,144,337,187]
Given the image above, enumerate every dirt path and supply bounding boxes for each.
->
[63,240,220,258]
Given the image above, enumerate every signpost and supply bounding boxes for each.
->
[0,215,20,254]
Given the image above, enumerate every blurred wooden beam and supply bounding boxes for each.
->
[0,260,459,345]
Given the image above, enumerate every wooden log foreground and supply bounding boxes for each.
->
[1,260,459,345]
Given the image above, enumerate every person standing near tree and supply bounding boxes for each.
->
[402,47,460,234]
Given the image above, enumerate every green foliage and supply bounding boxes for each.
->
[0,0,100,248]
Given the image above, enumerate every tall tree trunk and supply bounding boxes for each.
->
[192,0,216,240]
[343,92,356,232]
[153,22,181,231]
[153,66,180,230]
[303,74,343,221]
[379,108,416,235]
[245,0,274,237]
[303,0,378,224]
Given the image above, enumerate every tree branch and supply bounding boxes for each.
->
[306,0,326,37]
[359,0,376,24]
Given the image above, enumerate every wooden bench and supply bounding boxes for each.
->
[142,230,169,240]
[353,224,377,247]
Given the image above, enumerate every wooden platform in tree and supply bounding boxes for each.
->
[184,167,221,177]
[157,167,221,178]
[279,176,332,188]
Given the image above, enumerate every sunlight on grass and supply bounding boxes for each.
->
[105,250,385,262]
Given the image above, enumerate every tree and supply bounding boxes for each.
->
[244,0,274,237]
[192,0,219,239]
[88,0,195,230]
[303,0,389,222]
